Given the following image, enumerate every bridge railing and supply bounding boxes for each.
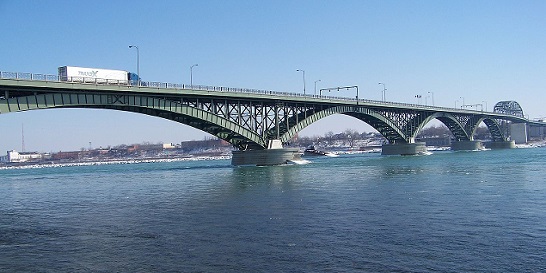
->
[0,70,515,117]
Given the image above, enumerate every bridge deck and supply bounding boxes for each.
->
[0,71,534,123]
[1,70,543,153]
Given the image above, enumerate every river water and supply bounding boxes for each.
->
[1,148,545,272]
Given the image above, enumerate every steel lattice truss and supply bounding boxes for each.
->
[181,98,308,134]
[179,98,332,149]
[493,101,524,118]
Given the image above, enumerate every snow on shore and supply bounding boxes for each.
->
[0,156,231,170]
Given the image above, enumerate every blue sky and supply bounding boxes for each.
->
[1,0,545,152]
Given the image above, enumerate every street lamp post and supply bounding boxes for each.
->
[347,86,360,105]
[128,45,139,85]
[296,69,306,95]
[378,82,387,101]
[428,91,435,106]
[415,94,422,104]
[314,79,321,95]
[460,96,465,109]
[190,64,198,86]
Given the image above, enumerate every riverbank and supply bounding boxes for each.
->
[0,155,231,170]
[3,140,545,171]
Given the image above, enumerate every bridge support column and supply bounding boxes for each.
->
[231,140,301,166]
[451,141,484,151]
[510,123,528,144]
[484,140,516,149]
[381,142,427,156]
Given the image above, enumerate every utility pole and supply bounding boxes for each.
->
[378,82,387,101]
[296,69,306,95]
[21,124,25,152]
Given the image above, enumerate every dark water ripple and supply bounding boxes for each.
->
[1,149,546,272]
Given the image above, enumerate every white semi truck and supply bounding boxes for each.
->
[58,66,139,85]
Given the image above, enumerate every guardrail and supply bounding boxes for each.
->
[0,70,519,118]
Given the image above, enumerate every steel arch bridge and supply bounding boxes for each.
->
[0,72,537,151]
[493,101,524,118]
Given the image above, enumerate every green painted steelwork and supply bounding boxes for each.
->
[0,77,539,150]
[0,92,264,149]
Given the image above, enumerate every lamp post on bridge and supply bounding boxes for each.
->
[428,91,434,106]
[415,94,422,104]
[296,69,306,95]
[314,80,321,95]
[378,82,386,101]
[128,45,139,85]
[190,64,198,86]
[460,96,465,109]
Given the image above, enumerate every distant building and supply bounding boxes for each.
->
[163,143,175,149]
[51,151,81,161]
[2,150,43,163]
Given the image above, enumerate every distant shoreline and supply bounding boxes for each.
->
[0,155,231,170]
[2,141,545,171]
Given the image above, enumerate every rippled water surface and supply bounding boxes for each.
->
[1,148,545,272]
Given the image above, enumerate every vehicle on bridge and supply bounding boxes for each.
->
[58,66,139,85]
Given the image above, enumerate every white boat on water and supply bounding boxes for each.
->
[302,146,338,157]
[286,158,311,165]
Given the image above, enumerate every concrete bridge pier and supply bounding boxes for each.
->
[381,142,427,156]
[231,140,301,166]
[484,140,516,149]
[451,141,484,151]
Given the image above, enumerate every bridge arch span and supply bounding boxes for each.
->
[280,106,407,144]
[411,113,508,142]
[0,93,266,150]
[412,112,471,141]
[475,117,506,142]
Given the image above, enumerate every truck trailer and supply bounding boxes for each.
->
[58,66,139,85]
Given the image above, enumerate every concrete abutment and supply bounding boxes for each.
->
[484,140,516,149]
[231,148,301,166]
[231,140,301,166]
[451,141,484,151]
[381,142,427,155]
